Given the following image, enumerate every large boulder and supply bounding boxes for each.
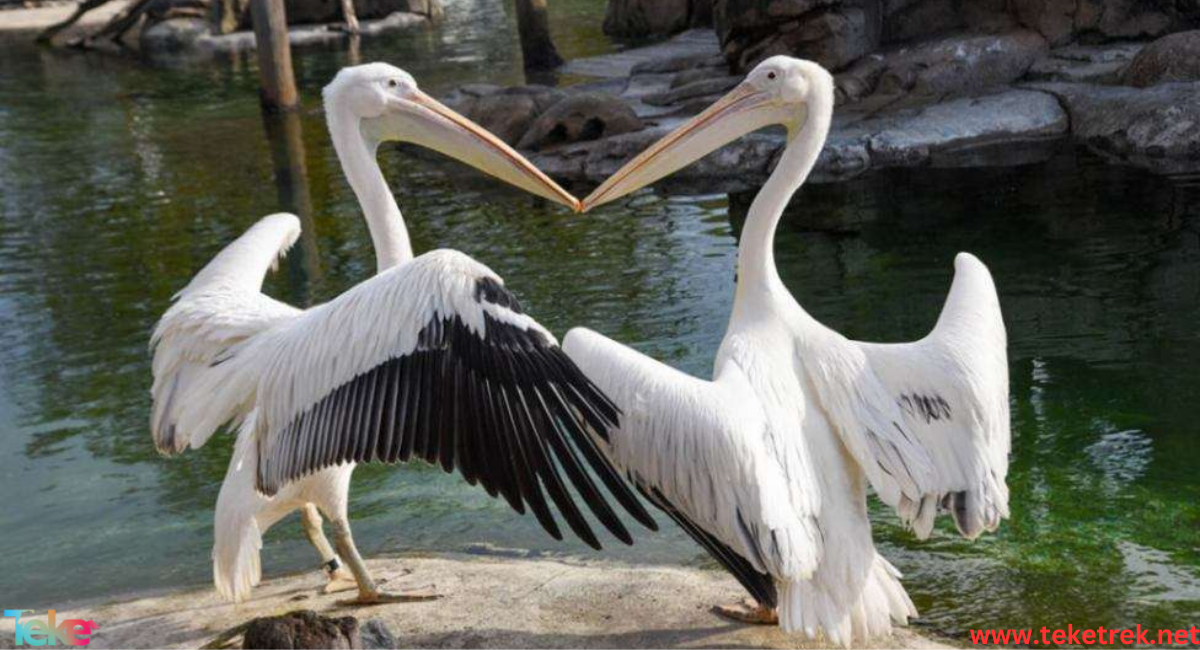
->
[833,30,1047,104]
[875,30,1048,97]
[603,0,712,38]
[714,0,881,73]
[1013,0,1199,46]
[139,17,210,55]
[882,0,1013,44]
[517,93,644,151]
[1031,81,1200,173]
[1120,30,1200,87]
[446,85,565,146]
[470,95,541,145]
[712,0,1197,78]
[242,611,361,649]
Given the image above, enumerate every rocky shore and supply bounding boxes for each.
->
[1,0,439,58]
[0,554,951,649]
[443,27,1200,191]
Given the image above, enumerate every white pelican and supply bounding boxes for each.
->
[564,55,1010,644]
[150,63,655,605]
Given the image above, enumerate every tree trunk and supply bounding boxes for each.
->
[339,0,360,33]
[249,0,300,112]
[513,0,563,71]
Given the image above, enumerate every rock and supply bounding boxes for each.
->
[1120,30,1200,87]
[1013,0,1199,46]
[531,87,1067,186]
[834,52,886,103]
[1073,0,1195,41]
[445,85,566,146]
[1029,81,1200,173]
[0,555,950,649]
[603,0,692,37]
[562,29,721,79]
[645,75,743,106]
[716,0,880,73]
[631,52,727,75]
[1026,42,1143,83]
[359,619,397,650]
[871,30,1047,98]
[671,66,730,88]
[849,88,1067,167]
[139,17,209,55]
[242,610,361,649]
[517,93,644,151]
[1010,0,1075,45]
[500,85,568,113]
[440,83,502,112]
[466,94,541,146]
[882,0,964,44]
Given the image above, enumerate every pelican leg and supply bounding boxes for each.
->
[713,598,778,625]
[329,517,441,606]
[300,504,356,593]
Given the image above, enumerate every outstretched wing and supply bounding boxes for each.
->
[150,213,303,455]
[196,248,656,550]
[563,327,822,603]
[856,253,1009,539]
[804,253,1009,539]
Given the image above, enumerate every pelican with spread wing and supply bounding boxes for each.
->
[150,64,655,605]
[565,56,1010,644]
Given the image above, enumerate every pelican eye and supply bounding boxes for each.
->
[767,72,776,80]
[388,79,398,88]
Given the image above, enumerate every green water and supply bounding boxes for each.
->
[1,0,1198,640]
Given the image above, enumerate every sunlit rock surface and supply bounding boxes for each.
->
[0,555,952,649]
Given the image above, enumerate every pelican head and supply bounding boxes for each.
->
[324,63,580,211]
[583,56,833,210]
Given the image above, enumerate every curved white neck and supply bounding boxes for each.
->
[326,104,414,272]
[735,98,832,300]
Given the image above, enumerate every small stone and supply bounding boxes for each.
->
[242,610,360,649]
[359,619,398,650]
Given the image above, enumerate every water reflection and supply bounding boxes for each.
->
[261,109,321,301]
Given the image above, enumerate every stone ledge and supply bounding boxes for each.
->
[0,554,953,649]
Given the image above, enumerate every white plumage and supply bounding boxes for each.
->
[571,55,1010,645]
[150,213,302,455]
[150,63,653,605]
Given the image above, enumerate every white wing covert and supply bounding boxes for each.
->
[150,213,303,454]
[803,253,1009,539]
[563,327,823,608]
[194,249,656,550]
[856,252,1010,539]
